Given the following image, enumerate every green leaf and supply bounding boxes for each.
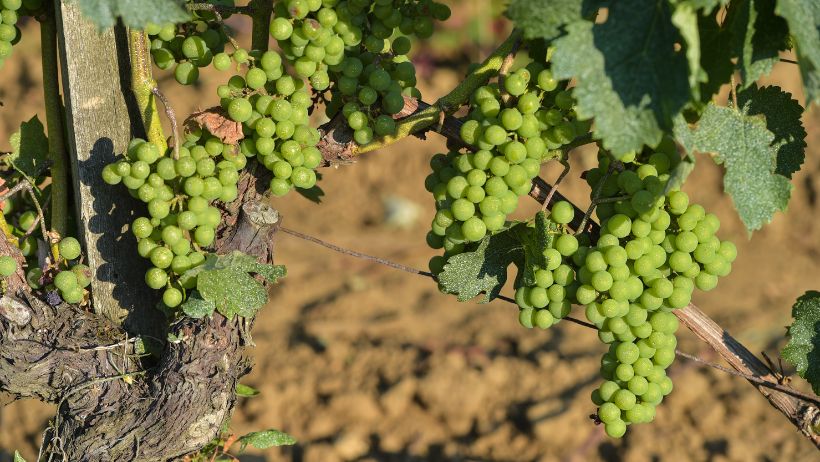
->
[506,0,588,42]
[698,7,735,101]
[9,116,49,180]
[671,3,706,99]
[551,0,691,156]
[437,226,525,303]
[180,251,285,319]
[239,429,297,450]
[180,292,216,319]
[70,0,190,30]
[209,251,287,283]
[775,0,820,105]
[198,268,268,319]
[726,0,790,87]
[179,251,286,288]
[14,451,27,462]
[781,291,820,395]
[737,84,807,178]
[236,383,260,397]
[675,104,792,232]
[665,118,697,192]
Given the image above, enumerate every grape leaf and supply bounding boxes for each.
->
[775,0,820,106]
[666,119,697,193]
[207,251,287,283]
[437,226,525,303]
[737,85,807,178]
[180,292,216,319]
[506,0,587,42]
[725,0,790,87]
[675,104,791,232]
[698,7,735,101]
[239,429,296,450]
[235,383,260,397]
[198,268,268,319]
[179,251,286,288]
[671,3,706,99]
[781,291,820,395]
[70,0,190,30]
[551,0,691,157]
[180,251,286,319]
[8,116,49,180]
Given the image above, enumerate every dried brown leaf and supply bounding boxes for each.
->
[185,107,244,145]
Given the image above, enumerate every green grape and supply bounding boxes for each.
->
[71,264,92,288]
[550,201,574,225]
[227,98,253,123]
[58,237,82,260]
[54,270,78,292]
[163,287,183,308]
[0,255,17,277]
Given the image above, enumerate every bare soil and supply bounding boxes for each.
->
[2,12,820,462]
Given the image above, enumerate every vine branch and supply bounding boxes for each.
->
[128,30,167,152]
[248,0,273,52]
[40,7,68,239]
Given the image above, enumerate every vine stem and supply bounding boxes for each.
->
[40,8,68,240]
[128,30,167,152]
[150,87,179,160]
[276,226,820,408]
[354,28,523,155]
[249,0,273,52]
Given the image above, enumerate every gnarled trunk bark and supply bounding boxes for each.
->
[1,169,279,461]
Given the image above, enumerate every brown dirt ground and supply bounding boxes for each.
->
[2,8,820,462]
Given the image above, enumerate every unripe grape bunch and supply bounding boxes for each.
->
[426,59,583,273]
[314,0,451,142]
[217,49,323,197]
[0,0,23,67]
[101,136,244,309]
[144,0,234,85]
[577,146,736,437]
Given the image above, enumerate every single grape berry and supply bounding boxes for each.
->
[0,255,17,277]
[58,237,82,260]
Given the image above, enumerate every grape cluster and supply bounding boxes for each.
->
[515,201,583,329]
[218,49,322,197]
[577,147,736,437]
[319,0,451,141]
[145,3,233,85]
[426,64,581,273]
[0,0,22,67]
[101,137,243,308]
[1,192,42,260]
[1,180,91,303]
[50,237,91,304]
[269,0,350,86]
